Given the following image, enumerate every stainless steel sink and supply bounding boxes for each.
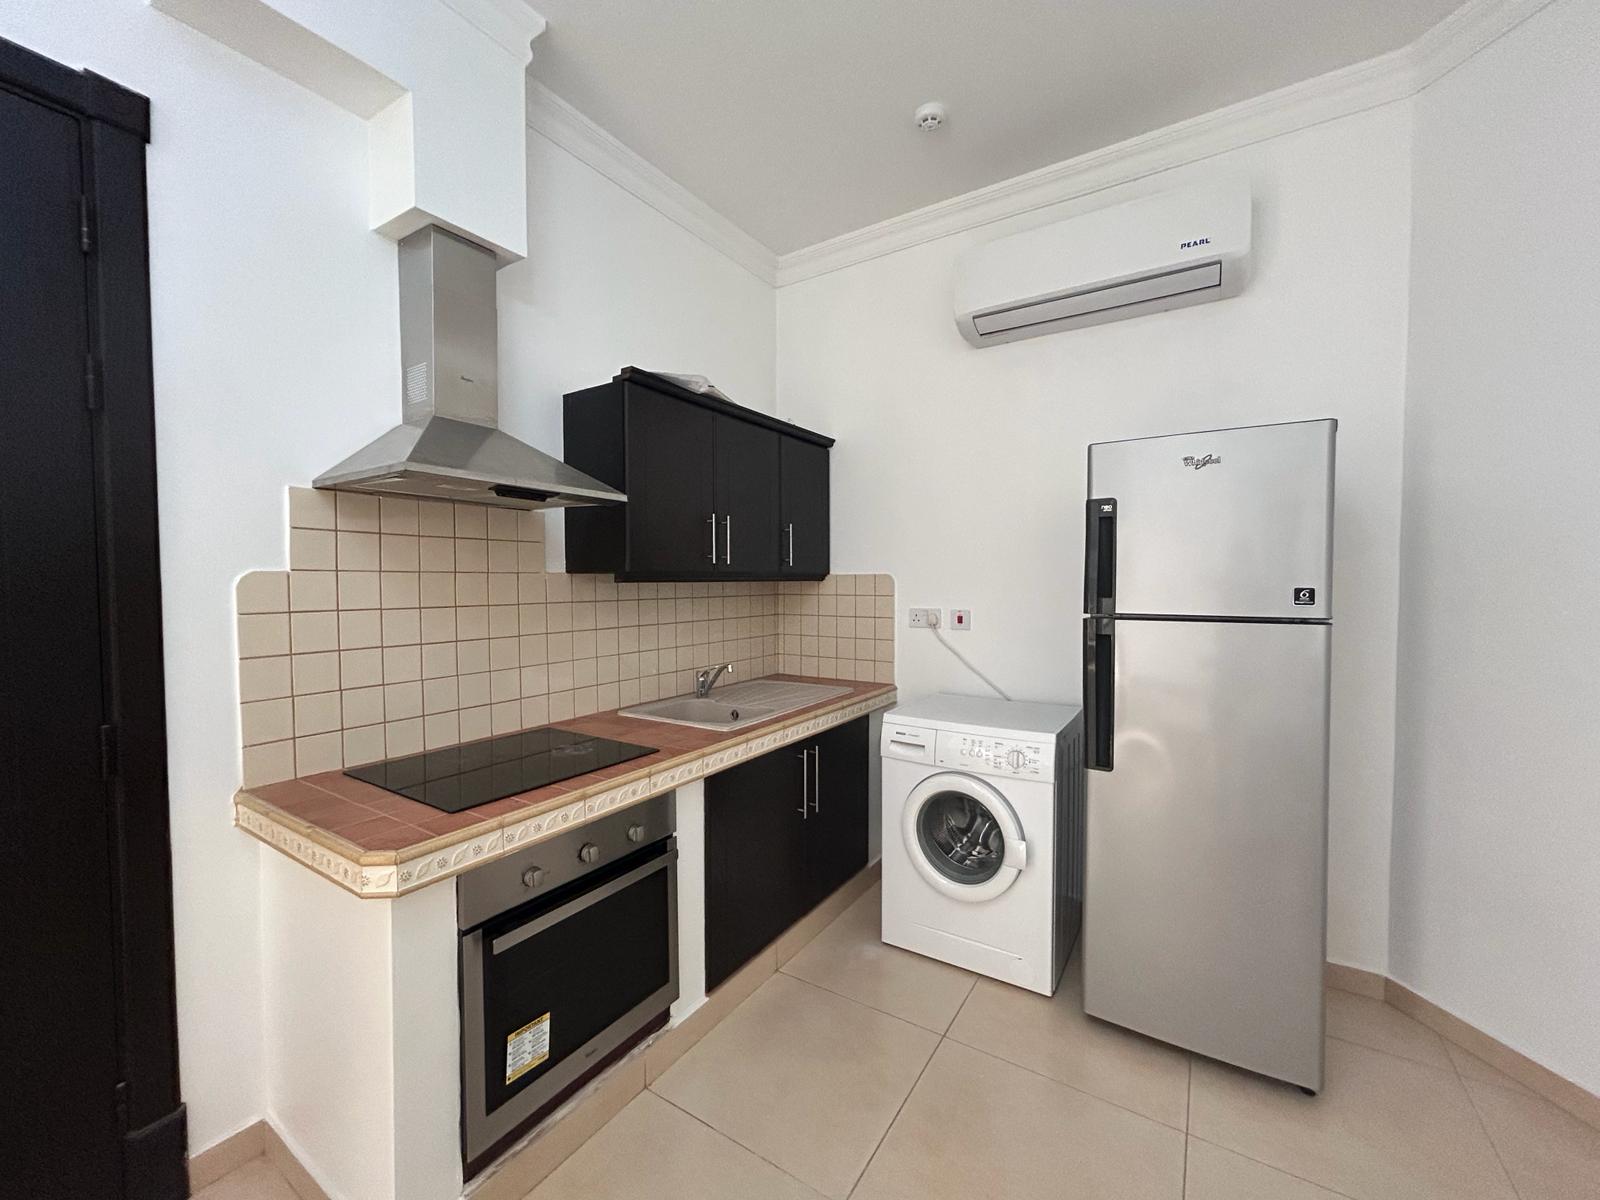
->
[620,679,852,730]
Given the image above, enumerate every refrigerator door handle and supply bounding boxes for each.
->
[1085,498,1117,616]
[1084,616,1115,771]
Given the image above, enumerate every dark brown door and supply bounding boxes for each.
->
[779,435,829,577]
[623,386,716,576]
[712,416,780,576]
[0,84,123,1199]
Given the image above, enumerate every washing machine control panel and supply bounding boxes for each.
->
[935,732,1052,780]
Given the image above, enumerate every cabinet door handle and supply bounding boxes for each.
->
[810,746,821,813]
[786,523,795,567]
[707,513,717,562]
[723,514,732,565]
[797,750,809,819]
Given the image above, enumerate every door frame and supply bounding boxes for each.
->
[1,36,186,1199]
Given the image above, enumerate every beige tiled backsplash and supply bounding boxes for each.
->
[235,488,895,786]
[775,576,896,680]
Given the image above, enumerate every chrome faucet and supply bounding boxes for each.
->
[695,663,734,698]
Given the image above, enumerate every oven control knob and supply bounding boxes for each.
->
[521,867,545,889]
[578,842,601,864]
[626,824,645,844]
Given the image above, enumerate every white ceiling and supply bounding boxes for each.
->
[526,0,1462,254]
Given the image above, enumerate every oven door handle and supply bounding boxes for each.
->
[489,846,678,957]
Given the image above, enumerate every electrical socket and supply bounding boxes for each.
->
[908,607,941,629]
[950,609,971,630]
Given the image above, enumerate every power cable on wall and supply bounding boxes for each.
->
[926,621,1012,701]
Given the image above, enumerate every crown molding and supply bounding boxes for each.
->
[773,0,1554,287]
[526,80,780,285]
[438,0,547,63]
[1406,0,1551,89]
[519,0,1549,289]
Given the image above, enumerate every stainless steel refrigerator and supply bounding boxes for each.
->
[1082,419,1335,1093]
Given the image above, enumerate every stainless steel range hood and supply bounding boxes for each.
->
[314,226,625,510]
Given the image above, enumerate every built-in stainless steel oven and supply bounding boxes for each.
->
[458,792,677,1177]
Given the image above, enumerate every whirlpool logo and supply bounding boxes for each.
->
[1182,454,1222,470]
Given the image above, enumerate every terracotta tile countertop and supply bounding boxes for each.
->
[235,676,896,898]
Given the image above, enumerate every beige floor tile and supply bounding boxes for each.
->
[781,884,976,1033]
[1467,1079,1600,1200]
[1183,1138,1349,1200]
[192,1156,299,1200]
[647,946,776,1084]
[188,1124,268,1193]
[528,1090,824,1200]
[1325,987,1453,1070]
[945,955,1191,1128]
[771,863,880,967]
[651,973,938,1199]
[852,1039,1185,1200]
[1448,1041,1536,1096]
[473,1057,645,1200]
[1189,1036,1515,1200]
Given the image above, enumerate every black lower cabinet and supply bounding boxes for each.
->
[704,717,870,991]
[802,717,870,907]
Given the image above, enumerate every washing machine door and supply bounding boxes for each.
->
[902,772,1027,902]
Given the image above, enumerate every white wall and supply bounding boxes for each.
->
[778,106,1415,972]
[261,856,398,1199]
[11,0,1592,1162]
[3,0,402,1153]
[153,0,540,259]
[501,128,778,570]
[262,853,462,1200]
[1392,0,1600,1094]
[0,3,777,1159]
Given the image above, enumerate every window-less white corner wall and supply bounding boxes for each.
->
[1393,0,1600,1100]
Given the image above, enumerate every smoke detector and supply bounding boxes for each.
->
[914,101,948,132]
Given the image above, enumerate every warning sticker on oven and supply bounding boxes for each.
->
[505,1013,551,1084]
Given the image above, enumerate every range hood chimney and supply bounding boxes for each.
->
[314,226,625,510]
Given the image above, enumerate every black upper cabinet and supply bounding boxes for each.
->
[713,417,781,576]
[564,368,832,581]
[626,389,716,576]
[779,435,829,577]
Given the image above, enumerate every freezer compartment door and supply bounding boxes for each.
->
[1083,618,1329,1090]
[1087,419,1334,620]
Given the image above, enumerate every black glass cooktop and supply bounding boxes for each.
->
[345,726,657,814]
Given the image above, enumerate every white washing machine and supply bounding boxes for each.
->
[880,694,1084,996]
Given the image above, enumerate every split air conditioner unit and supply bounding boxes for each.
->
[953,181,1252,347]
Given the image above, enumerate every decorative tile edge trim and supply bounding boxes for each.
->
[236,804,372,895]
[236,689,897,898]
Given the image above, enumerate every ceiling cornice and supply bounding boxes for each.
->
[526,80,779,284]
[1404,0,1549,89]
[523,0,1551,289]
[439,0,547,63]
[773,0,1554,286]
